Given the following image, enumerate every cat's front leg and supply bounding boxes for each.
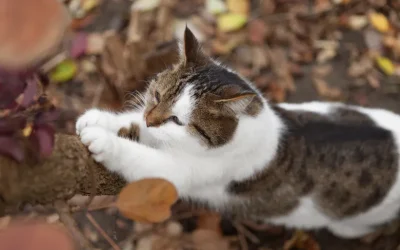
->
[76,109,144,135]
[79,126,190,193]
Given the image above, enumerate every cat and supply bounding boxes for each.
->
[76,27,400,239]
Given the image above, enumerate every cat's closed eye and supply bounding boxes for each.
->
[169,115,183,126]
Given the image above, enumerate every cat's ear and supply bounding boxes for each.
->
[182,26,207,65]
[215,86,257,113]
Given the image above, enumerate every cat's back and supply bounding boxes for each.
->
[273,101,400,224]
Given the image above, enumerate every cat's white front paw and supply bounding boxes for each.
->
[76,109,115,135]
[80,126,116,163]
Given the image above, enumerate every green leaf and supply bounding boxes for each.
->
[375,56,394,75]
[49,60,78,83]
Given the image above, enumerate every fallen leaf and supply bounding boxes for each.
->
[313,78,343,100]
[30,124,55,157]
[205,0,227,15]
[116,178,178,223]
[316,49,337,63]
[192,229,230,250]
[366,73,380,89]
[81,0,100,13]
[197,213,222,235]
[347,15,368,30]
[227,0,249,16]
[248,19,268,44]
[284,230,321,250]
[49,60,78,83]
[369,12,390,33]
[266,82,287,103]
[86,33,106,55]
[375,56,394,75]
[131,0,161,12]
[165,221,183,237]
[217,13,247,32]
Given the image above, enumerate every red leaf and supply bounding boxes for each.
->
[30,124,55,157]
[20,79,37,107]
[0,117,26,134]
[0,136,24,162]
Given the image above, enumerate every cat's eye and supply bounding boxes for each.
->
[169,115,183,126]
[154,91,160,103]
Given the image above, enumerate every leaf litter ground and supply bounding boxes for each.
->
[4,0,400,249]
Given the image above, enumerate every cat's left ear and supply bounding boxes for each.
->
[182,26,207,66]
[215,86,257,113]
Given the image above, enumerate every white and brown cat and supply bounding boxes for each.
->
[76,27,400,239]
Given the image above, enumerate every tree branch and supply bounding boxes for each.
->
[0,134,126,211]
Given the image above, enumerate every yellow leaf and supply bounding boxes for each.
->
[217,13,247,32]
[116,178,178,223]
[22,123,33,137]
[49,60,78,83]
[375,56,394,75]
[81,0,99,12]
[227,0,249,16]
[369,12,389,33]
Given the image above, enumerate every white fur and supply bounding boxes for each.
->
[76,88,400,239]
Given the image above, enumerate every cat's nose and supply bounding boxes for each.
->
[146,117,161,127]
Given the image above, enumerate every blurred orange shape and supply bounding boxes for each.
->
[0,0,71,69]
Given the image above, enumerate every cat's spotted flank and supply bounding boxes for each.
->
[76,27,400,239]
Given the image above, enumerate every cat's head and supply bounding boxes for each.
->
[142,27,264,149]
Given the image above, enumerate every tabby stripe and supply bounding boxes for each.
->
[192,123,213,146]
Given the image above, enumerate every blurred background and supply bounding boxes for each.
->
[1,0,400,249]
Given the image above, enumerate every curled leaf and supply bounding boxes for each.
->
[116,178,178,223]
[30,124,55,157]
[375,56,394,75]
[49,60,78,83]
[217,13,247,32]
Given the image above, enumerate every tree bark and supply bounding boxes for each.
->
[0,134,126,210]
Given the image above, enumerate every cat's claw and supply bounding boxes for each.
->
[80,126,115,163]
[76,109,114,135]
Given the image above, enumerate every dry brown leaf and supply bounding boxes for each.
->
[283,230,321,250]
[313,78,343,100]
[197,213,222,235]
[248,19,269,45]
[116,178,178,223]
[266,82,287,103]
[192,229,230,250]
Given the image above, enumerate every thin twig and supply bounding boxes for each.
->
[54,200,94,250]
[85,212,122,250]
[233,221,260,244]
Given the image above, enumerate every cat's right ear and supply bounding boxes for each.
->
[181,26,208,66]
